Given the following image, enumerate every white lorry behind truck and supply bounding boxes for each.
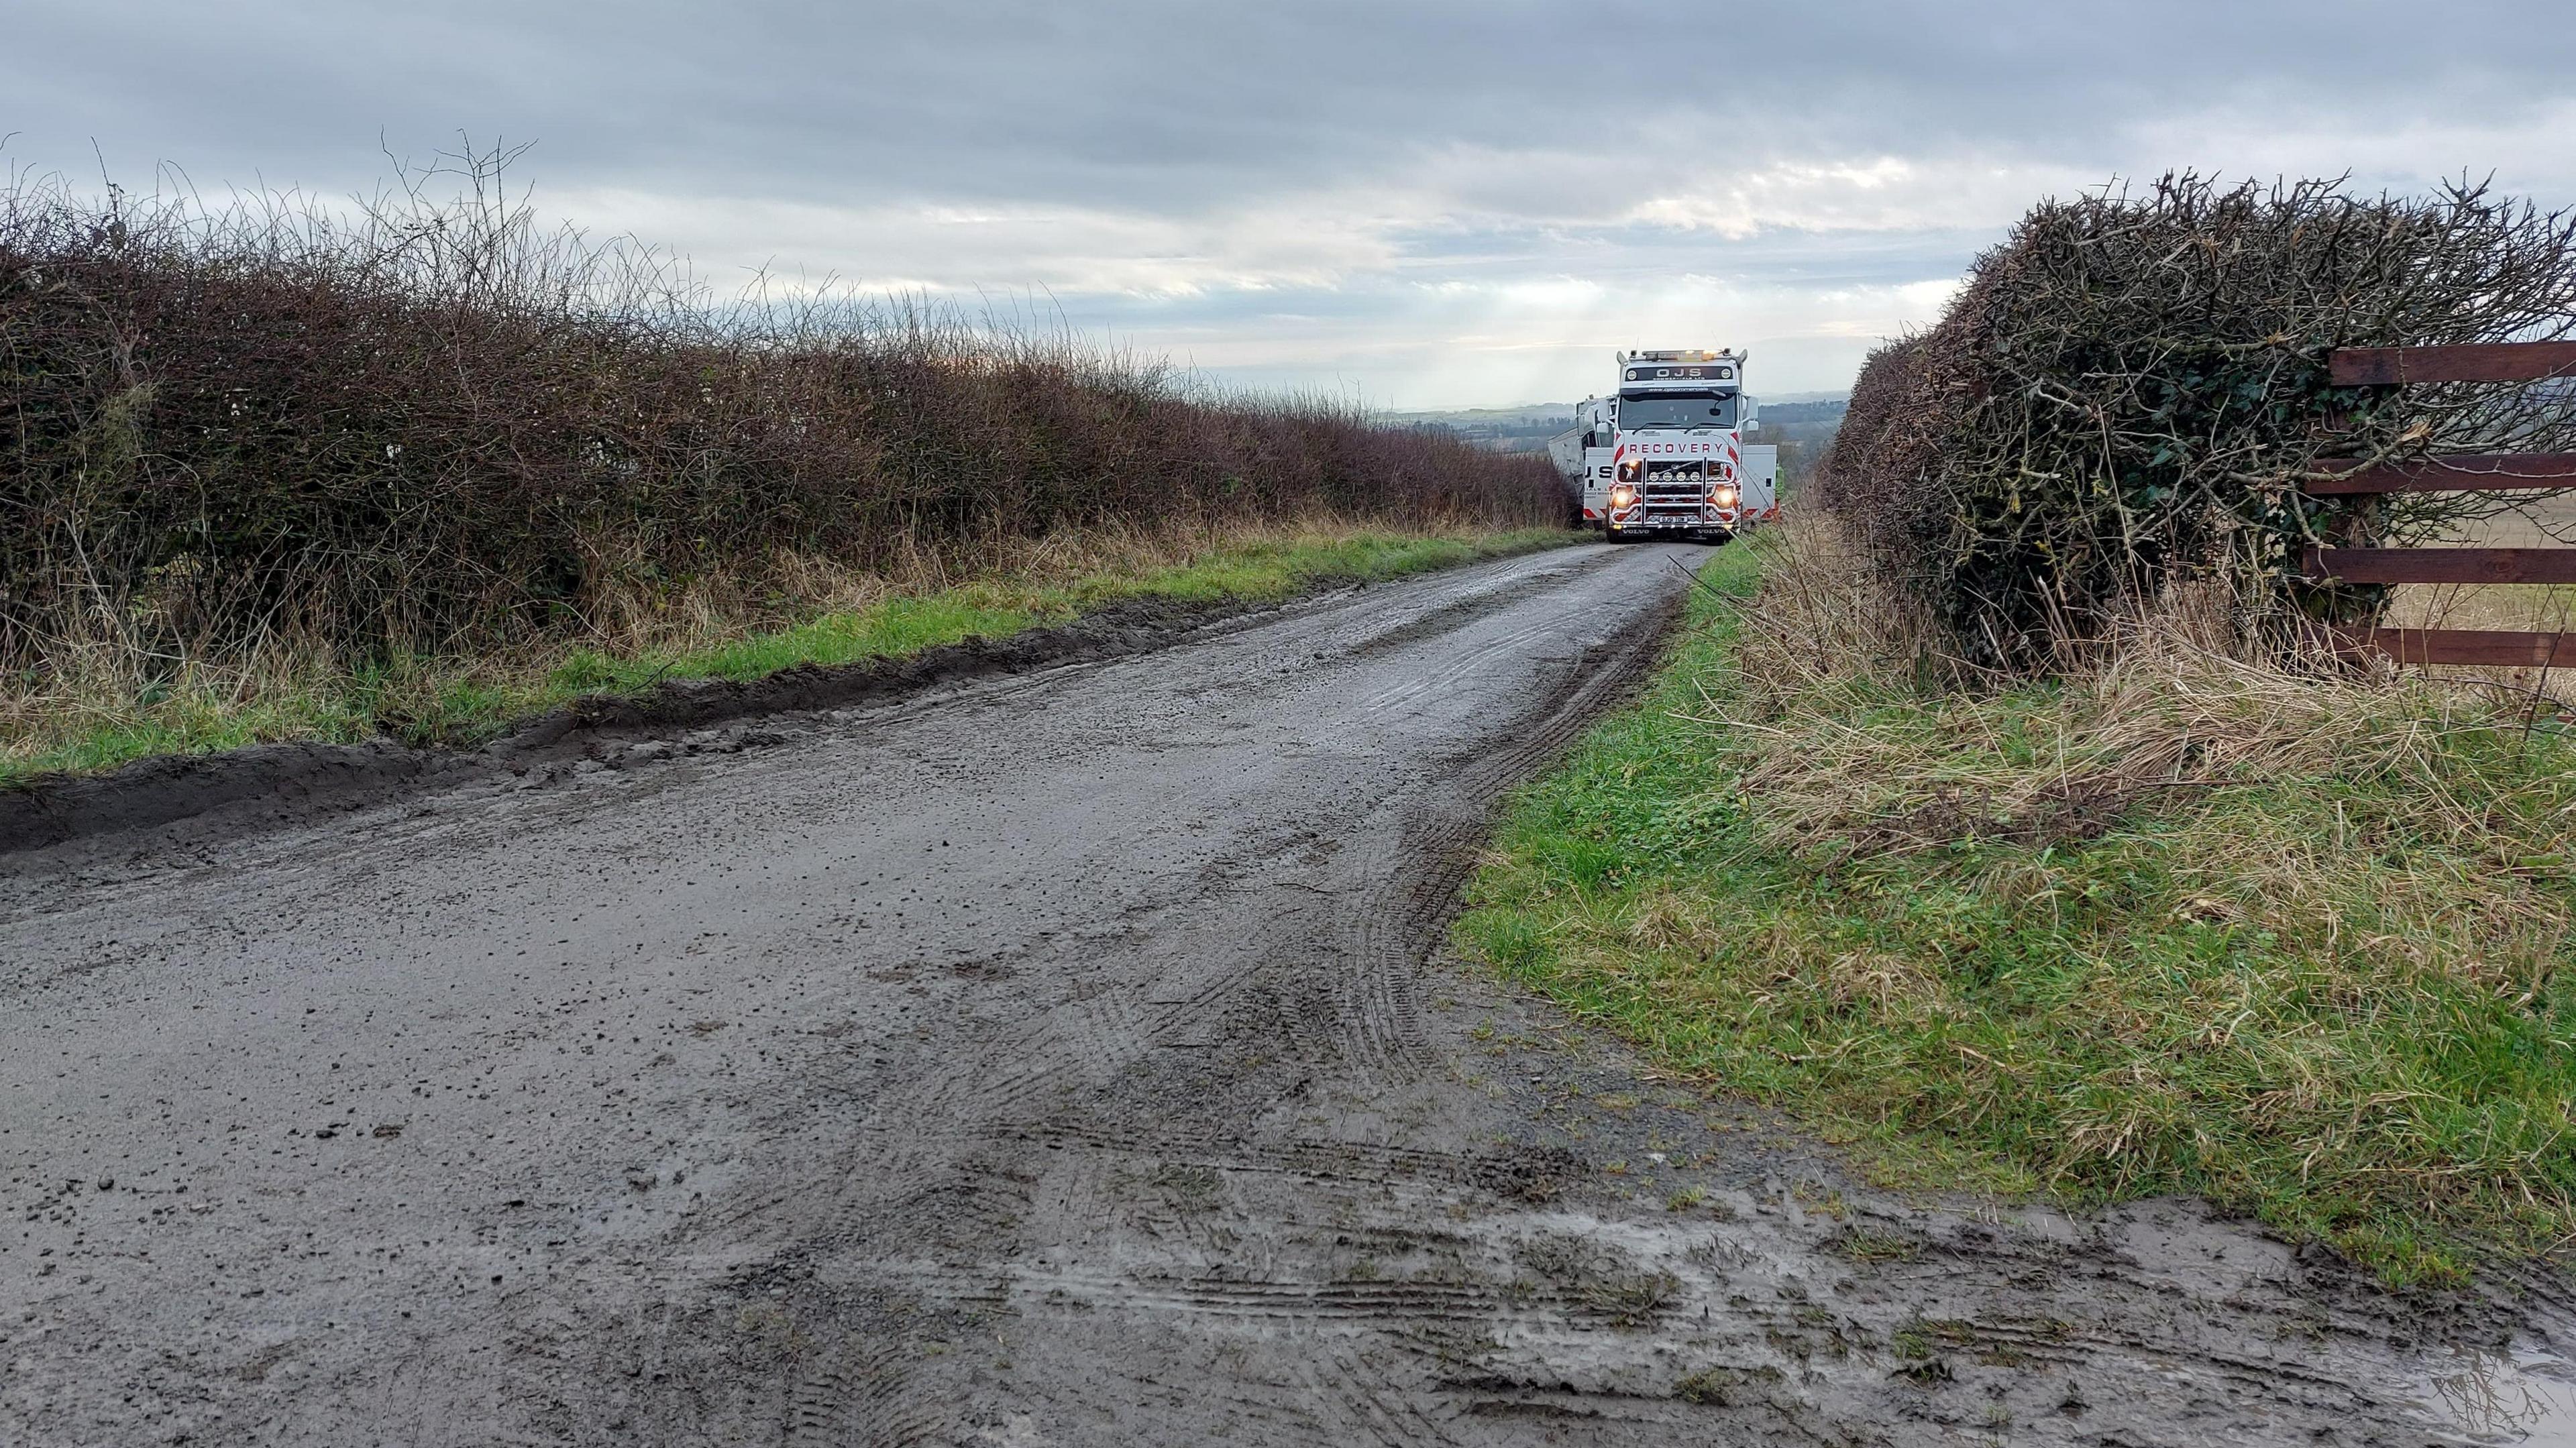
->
[1739,443,1778,529]
[1544,396,1619,527]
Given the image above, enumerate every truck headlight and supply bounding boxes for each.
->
[1711,485,1739,506]
[1609,484,1638,508]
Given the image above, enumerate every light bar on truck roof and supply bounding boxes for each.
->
[1622,362,1738,383]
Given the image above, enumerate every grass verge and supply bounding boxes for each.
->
[4,524,1567,790]
[1458,523,2576,1284]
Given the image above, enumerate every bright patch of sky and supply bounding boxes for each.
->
[8,1,2573,408]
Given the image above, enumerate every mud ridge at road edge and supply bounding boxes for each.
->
[0,583,1391,858]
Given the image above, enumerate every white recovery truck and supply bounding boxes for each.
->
[1548,349,1774,541]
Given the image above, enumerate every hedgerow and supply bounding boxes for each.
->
[1815,175,2576,668]
[1,148,1561,679]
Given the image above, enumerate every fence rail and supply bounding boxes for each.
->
[2305,546,2576,586]
[2298,342,2576,668]
[2309,453,2576,494]
[2339,628,2576,669]
[2329,341,2576,386]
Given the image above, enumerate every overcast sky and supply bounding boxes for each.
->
[11,1,2576,408]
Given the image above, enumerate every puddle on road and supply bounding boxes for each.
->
[2432,1343,2576,1445]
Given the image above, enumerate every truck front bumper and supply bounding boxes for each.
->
[1605,506,1734,540]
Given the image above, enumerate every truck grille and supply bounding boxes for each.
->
[1642,476,1705,516]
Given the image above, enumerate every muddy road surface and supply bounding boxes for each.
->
[5,541,2571,1447]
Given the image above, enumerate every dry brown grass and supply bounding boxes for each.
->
[1725,520,2576,1082]
[526,509,1384,661]
[1719,518,2576,862]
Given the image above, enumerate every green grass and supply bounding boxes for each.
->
[4,527,1565,789]
[1458,540,2576,1283]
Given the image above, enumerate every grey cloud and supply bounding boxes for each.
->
[8,0,2574,401]
[13,1,2573,210]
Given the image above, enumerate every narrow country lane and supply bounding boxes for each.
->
[2,542,2556,1446]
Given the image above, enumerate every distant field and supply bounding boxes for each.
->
[2440,490,2576,548]
[2390,492,2576,634]
[1389,395,1850,460]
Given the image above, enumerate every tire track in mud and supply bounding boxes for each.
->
[615,548,1697,1443]
[380,547,1696,1445]
[1337,598,1678,1074]
[774,573,1589,1178]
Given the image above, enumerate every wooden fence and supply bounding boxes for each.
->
[2299,341,2576,667]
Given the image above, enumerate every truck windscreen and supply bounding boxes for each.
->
[1615,391,1738,429]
